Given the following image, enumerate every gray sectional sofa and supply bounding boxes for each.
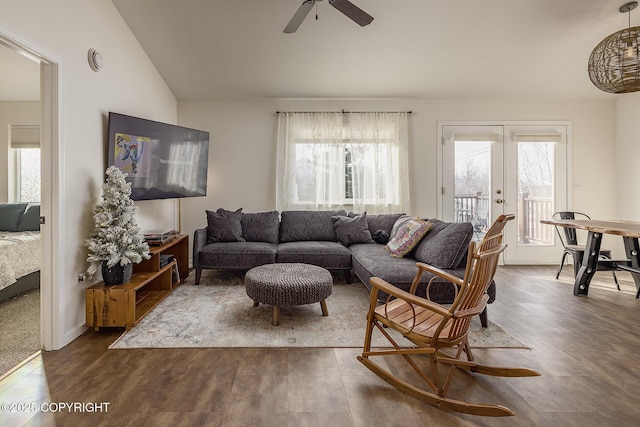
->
[193,209,495,326]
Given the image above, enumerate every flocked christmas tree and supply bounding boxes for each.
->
[85,165,150,278]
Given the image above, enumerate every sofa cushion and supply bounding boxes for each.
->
[414,219,473,269]
[241,210,280,244]
[206,208,245,244]
[351,243,426,285]
[332,213,373,246]
[0,203,28,231]
[16,204,40,231]
[198,241,277,269]
[279,210,348,242]
[385,218,432,258]
[276,241,352,269]
[350,243,495,305]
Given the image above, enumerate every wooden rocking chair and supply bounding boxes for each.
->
[357,214,540,417]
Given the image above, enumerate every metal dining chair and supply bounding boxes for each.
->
[552,211,620,290]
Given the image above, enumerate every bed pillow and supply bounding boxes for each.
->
[0,203,28,231]
[16,204,40,231]
[414,219,474,269]
[332,212,374,246]
[206,208,245,243]
[385,218,432,258]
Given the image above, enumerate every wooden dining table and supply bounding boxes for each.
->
[540,219,640,297]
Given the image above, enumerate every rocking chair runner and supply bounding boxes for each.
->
[357,214,540,417]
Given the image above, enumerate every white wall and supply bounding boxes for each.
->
[616,92,640,221]
[1,0,178,349]
[0,101,40,203]
[178,98,618,259]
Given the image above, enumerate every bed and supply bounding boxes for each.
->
[0,203,41,302]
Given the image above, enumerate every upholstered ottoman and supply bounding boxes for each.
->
[245,263,333,326]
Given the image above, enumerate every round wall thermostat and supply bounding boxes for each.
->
[88,48,102,72]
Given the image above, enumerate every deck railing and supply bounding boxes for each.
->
[455,193,490,236]
[518,192,553,244]
[454,192,553,244]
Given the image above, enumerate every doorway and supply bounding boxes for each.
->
[0,28,60,353]
[439,122,569,264]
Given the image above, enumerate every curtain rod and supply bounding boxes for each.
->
[275,110,412,114]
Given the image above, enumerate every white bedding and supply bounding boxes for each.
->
[0,231,41,291]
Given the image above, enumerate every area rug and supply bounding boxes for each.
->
[0,288,40,377]
[110,270,528,349]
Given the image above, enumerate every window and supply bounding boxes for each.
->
[276,112,410,213]
[16,148,41,202]
[10,125,41,203]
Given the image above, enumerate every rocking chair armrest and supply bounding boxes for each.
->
[415,262,464,286]
[412,262,464,300]
[370,277,451,317]
[453,294,490,319]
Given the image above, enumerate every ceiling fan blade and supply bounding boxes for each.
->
[283,0,315,34]
[329,0,373,27]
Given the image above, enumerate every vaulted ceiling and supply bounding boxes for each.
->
[2,1,633,102]
[112,0,632,101]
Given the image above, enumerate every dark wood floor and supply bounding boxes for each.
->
[1,265,639,426]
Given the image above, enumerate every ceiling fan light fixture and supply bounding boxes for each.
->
[283,0,373,34]
[329,0,374,27]
[588,1,640,93]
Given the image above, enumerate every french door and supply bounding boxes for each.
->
[439,122,568,264]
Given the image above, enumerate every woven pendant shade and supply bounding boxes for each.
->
[588,2,640,94]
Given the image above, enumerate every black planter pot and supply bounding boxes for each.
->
[102,262,133,285]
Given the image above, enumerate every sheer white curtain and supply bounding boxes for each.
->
[276,112,410,214]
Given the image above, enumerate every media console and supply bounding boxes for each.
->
[85,234,189,331]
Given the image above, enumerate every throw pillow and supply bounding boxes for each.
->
[206,208,245,243]
[0,203,28,231]
[373,230,390,244]
[348,212,405,237]
[385,218,432,258]
[413,219,474,269]
[331,212,374,246]
[388,214,413,242]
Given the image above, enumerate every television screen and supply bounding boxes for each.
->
[107,112,209,201]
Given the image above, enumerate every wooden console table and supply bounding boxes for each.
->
[86,234,189,330]
[540,219,640,298]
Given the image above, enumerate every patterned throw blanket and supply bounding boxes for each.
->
[0,231,40,290]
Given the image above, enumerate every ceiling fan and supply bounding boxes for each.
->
[283,0,374,34]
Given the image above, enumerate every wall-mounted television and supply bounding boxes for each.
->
[107,112,209,201]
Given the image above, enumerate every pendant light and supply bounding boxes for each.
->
[588,2,640,93]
